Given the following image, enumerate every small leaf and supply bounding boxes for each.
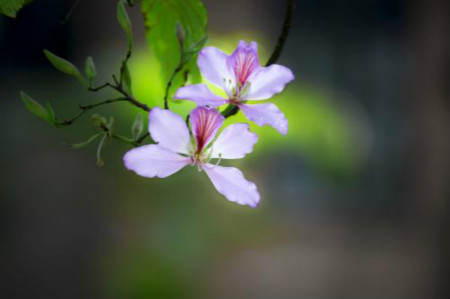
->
[183,35,207,64]
[131,113,143,140]
[71,133,102,149]
[107,117,114,130]
[188,35,208,54]
[96,133,107,167]
[0,0,33,18]
[175,22,185,50]
[91,113,108,127]
[117,0,133,51]
[43,49,87,87]
[45,102,57,125]
[122,63,132,94]
[85,56,97,86]
[20,91,48,122]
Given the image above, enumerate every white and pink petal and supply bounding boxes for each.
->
[202,164,260,208]
[149,107,191,154]
[123,145,190,178]
[244,64,294,100]
[239,103,288,135]
[174,84,227,107]
[197,47,235,88]
[227,40,261,86]
[210,123,258,159]
[190,107,224,152]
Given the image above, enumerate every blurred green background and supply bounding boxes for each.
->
[1,0,448,298]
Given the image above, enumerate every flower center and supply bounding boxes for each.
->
[189,148,221,171]
[191,152,205,165]
[223,78,251,101]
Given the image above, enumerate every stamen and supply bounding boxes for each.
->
[205,153,222,167]
[190,156,196,166]
[214,153,222,166]
[241,81,251,95]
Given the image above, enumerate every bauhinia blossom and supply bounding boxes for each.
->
[123,107,260,207]
[174,40,295,135]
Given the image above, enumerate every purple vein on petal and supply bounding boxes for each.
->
[189,107,224,153]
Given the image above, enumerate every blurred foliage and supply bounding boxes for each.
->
[0,0,32,18]
[141,0,207,100]
[99,165,271,298]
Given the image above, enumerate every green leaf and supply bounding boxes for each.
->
[85,56,97,86]
[96,133,107,167]
[141,0,207,98]
[117,0,133,51]
[20,92,59,126]
[131,113,143,140]
[0,0,33,18]
[45,102,57,125]
[43,49,87,87]
[20,91,49,121]
[71,133,102,149]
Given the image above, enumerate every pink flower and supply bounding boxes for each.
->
[175,41,294,135]
[123,107,260,207]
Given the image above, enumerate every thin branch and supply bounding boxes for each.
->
[266,0,294,66]
[111,84,151,112]
[59,0,81,24]
[164,63,184,109]
[87,52,150,113]
[59,97,127,126]
[112,74,119,86]
[79,97,128,111]
[89,81,151,113]
[222,0,295,119]
[88,82,114,92]
[134,132,150,145]
[119,49,132,87]
[164,48,187,109]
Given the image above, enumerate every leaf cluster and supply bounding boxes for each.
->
[20,0,206,166]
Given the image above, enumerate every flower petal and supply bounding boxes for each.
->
[210,123,258,159]
[227,40,261,86]
[244,64,294,100]
[174,84,227,107]
[190,107,224,152]
[239,103,288,135]
[202,164,260,208]
[149,107,191,154]
[123,144,190,178]
[198,46,234,88]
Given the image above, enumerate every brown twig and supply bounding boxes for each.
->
[221,0,295,118]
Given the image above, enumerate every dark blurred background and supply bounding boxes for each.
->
[1,0,449,298]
